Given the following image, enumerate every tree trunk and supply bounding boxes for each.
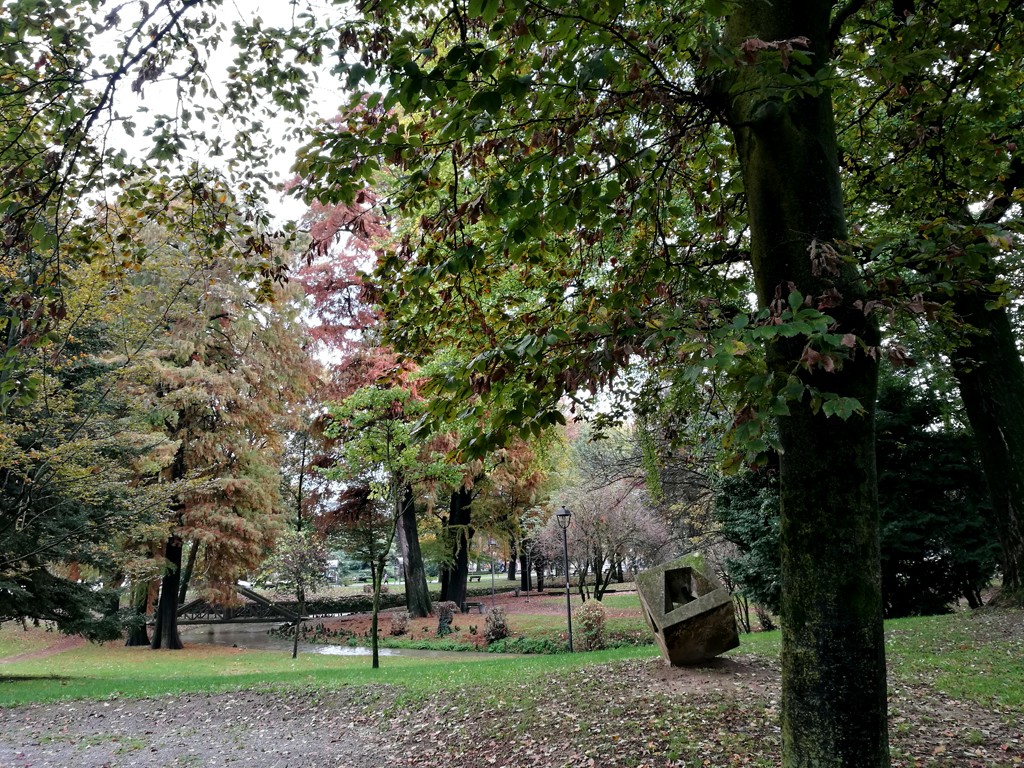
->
[124,580,151,647]
[292,584,305,659]
[440,486,473,610]
[594,562,614,601]
[103,572,125,618]
[370,556,385,669]
[177,539,200,605]
[950,292,1024,598]
[397,484,432,617]
[507,549,517,581]
[151,535,184,650]
[722,2,889,765]
[576,560,590,601]
[439,551,450,600]
[735,594,752,634]
[533,554,546,592]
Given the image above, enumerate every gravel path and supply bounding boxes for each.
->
[0,689,397,768]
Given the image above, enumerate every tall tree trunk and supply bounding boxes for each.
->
[177,539,200,605]
[124,579,151,647]
[397,484,432,617]
[533,554,546,592]
[368,485,403,669]
[441,486,474,610]
[722,2,889,765]
[520,549,530,591]
[950,292,1024,598]
[370,555,385,669]
[439,557,451,601]
[507,537,517,581]
[151,534,184,650]
[595,562,614,601]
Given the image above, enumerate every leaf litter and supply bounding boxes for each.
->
[0,613,1021,767]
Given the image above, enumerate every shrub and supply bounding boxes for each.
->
[389,611,409,636]
[487,637,563,654]
[574,600,606,651]
[384,637,476,652]
[301,592,405,614]
[483,606,509,644]
[435,601,459,636]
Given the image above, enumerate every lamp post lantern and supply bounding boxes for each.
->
[556,506,573,652]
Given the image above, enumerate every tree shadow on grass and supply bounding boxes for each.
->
[0,675,71,682]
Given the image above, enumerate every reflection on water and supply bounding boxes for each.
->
[317,644,398,656]
[178,621,398,656]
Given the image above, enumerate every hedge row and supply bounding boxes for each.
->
[277,585,523,616]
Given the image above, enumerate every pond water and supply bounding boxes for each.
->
[178,621,399,656]
[177,621,475,659]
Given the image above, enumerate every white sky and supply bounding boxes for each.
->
[101,0,353,224]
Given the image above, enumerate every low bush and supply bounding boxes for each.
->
[381,637,477,652]
[604,629,654,649]
[574,600,606,651]
[483,606,509,644]
[486,636,564,654]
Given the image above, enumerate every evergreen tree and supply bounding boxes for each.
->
[716,376,999,619]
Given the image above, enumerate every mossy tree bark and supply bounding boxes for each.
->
[722,1,889,764]
[951,291,1024,598]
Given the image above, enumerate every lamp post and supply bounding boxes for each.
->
[488,538,496,608]
[556,506,573,652]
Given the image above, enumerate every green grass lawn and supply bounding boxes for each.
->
[3,607,1020,718]
[596,592,643,609]
[0,623,55,657]
[0,631,660,707]
[884,610,1024,710]
[4,608,1021,768]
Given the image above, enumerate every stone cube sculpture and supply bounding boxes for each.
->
[635,554,739,665]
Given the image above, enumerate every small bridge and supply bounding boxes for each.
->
[175,584,305,625]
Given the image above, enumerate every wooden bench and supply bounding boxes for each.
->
[462,601,484,613]
[468,574,483,582]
